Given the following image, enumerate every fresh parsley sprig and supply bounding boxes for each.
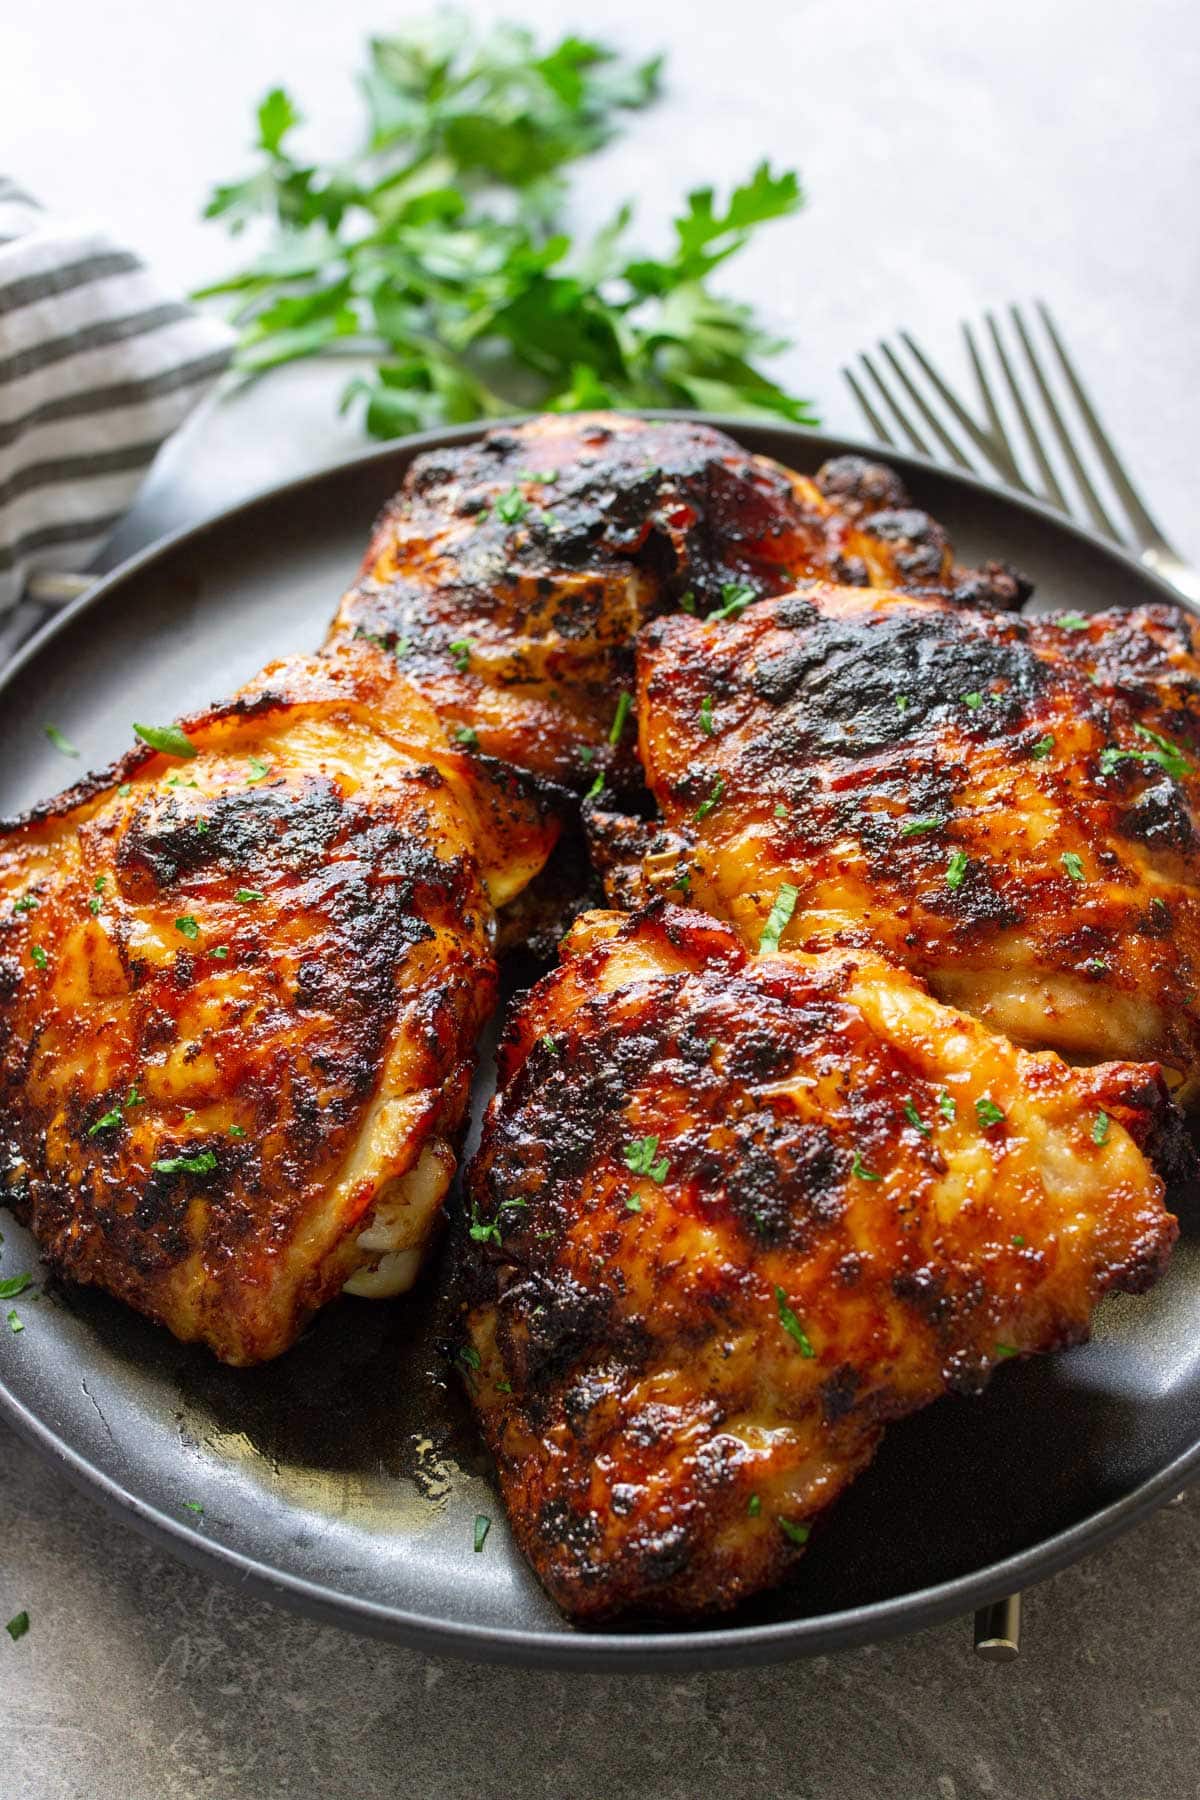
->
[196,18,815,436]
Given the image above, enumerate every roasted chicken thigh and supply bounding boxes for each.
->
[0,641,558,1363]
[461,907,1181,1620]
[330,413,1027,791]
[619,586,1200,1079]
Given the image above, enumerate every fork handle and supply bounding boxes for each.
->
[1139,546,1200,612]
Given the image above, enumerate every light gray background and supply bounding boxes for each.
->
[3,1,1200,1795]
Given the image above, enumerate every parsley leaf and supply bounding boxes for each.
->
[937,1091,957,1123]
[623,1135,669,1183]
[774,1285,814,1356]
[87,1107,124,1138]
[234,889,265,904]
[698,694,715,736]
[1056,611,1089,630]
[903,1099,931,1137]
[778,1518,810,1547]
[43,723,78,757]
[759,881,798,953]
[5,1611,29,1642]
[707,581,757,623]
[1060,851,1085,882]
[945,850,969,890]
[0,1273,31,1299]
[246,755,272,782]
[153,1149,219,1176]
[899,815,947,838]
[174,915,201,940]
[473,1513,492,1553]
[1093,1110,1110,1146]
[850,1150,880,1182]
[693,776,725,822]
[447,638,473,672]
[493,487,528,525]
[29,945,48,971]
[975,1096,1006,1130]
[133,721,197,760]
[609,690,633,746]
[1030,733,1056,759]
[1100,723,1195,782]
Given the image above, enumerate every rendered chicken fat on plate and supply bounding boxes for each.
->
[460,907,1184,1621]
[0,641,559,1364]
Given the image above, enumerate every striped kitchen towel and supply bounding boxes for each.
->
[0,175,234,650]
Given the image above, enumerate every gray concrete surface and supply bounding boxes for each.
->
[3,0,1200,1794]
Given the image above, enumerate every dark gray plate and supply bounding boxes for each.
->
[1,418,1197,1672]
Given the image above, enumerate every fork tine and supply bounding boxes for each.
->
[877,342,974,471]
[985,312,1071,516]
[842,366,897,447]
[1007,304,1121,541]
[858,351,932,458]
[897,330,1024,489]
[960,323,1030,493]
[1035,301,1169,551]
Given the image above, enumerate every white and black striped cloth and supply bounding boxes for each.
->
[0,175,234,657]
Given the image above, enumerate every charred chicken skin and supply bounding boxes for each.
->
[617,586,1200,1079]
[330,413,1028,791]
[461,907,1181,1621]
[0,641,558,1363]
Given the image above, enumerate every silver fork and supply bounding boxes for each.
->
[844,302,1200,612]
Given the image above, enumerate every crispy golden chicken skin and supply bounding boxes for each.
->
[0,641,559,1364]
[329,413,1028,791]
[460,907,1183,1621]
[617,586,1200,1075]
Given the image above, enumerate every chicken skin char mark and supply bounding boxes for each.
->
[462,906,1181,1621]
[0,641,559,1364]
[614,585,1200,1080]
[330,413,1030,791]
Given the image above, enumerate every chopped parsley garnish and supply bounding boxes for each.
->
[608,689,633,746]
[455,725,480,749]
[1012,1235,1026,1248]
[182,1500,205,1515]
[88,898,102,916]
[13,896,37,914]
[211,945,230,959]
[516,467,557,483]
[456,1344,482,1374]
[495,1380,513,1393]
[774,1286,814,1356]
[945,850,969,890]
[758,881,798,953]
[585,773,605,801]
[624,1135,669,1183]
[896,695,910,713]
[133,721,197,759]
[937,1091,957,1123]
[7,1309,22,1334]
[541,1035,559,1055]
[899,815,947,838]
[87,1108,124,1138]
[246,755,272,782]
[5,1611,29,1643]
[468,1197,528,1244]
[165,774,198,789]
[94,876,106,893]
[117,783,132,797]
[1060,851,1085,883]
[1087,957,1108,978]
[473,1513,492,1553]
[1092,1110,1110,1147]
[447,638,473,672]
[975,1096,1006,1130]
[963,691,983,711]
[679,591,697,615]
[174,915,201,940]
[693,776,725,821]
[29,945,48,971]
[747,1494,762,1517]
[1099,723,1195,782]
[994,1343,1019,1359]
[624,1194,643,1213]
[707,581,757,623]
[579,745,595,764]
[851,1150,881,1182]
[234,889,265,904]
[698,694,715,736]
[44,723,78,756]
[493,487,528,525]
[126,1084,145,1109]
[153,1149,218,1176]
[1030,733,1056,759]
[670,864,691,894]
[228,1125,246,1138]
[903,1099,931,1136]
[773,802,788,819]
[778,1519,810,1546]
[1057,612,1089,630]
[0,1273,31,1299]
